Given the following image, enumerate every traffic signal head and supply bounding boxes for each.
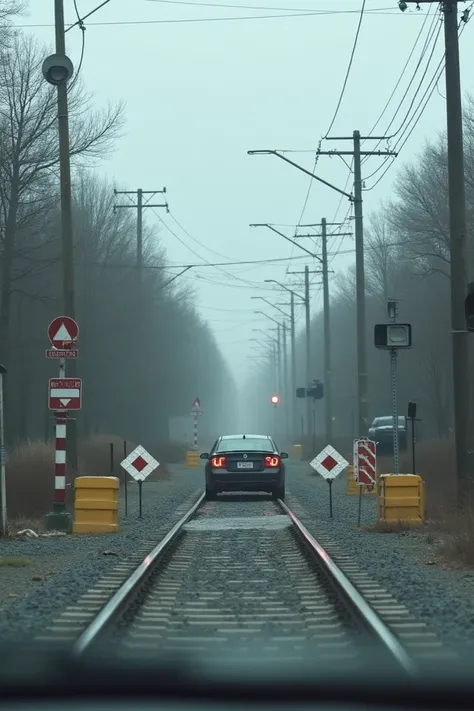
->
[270,395,279,405]
[465,282,474,331]
[374,323,412,349]
[307,381,324,400]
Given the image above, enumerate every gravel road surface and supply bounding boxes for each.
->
[0,464,202,642]
[285,462,474,648]
[1,460,473,652]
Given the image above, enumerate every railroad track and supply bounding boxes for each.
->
[34,492,448,676]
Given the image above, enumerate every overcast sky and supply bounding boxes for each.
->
[20,0,474,389]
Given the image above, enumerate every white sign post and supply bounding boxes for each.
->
[310,444,349,518]
[120,445,159,519]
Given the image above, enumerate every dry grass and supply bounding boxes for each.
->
[375,439,474,566]
[376,439,456,520]
[5,434,175,521]
[5,440,56,521]
[7,516,44,535]
[0,557,31,567]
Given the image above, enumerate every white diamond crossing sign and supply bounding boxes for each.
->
[310,445,349,480]
[120,445,159,482]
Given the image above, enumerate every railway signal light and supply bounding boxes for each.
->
[270,395,280,405]
[374,323,412,349]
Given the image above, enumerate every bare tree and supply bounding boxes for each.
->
[0,33,125,364]
[389,136,450,278]
[365,204,398,309]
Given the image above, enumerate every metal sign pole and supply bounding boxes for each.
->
[390,348,400,475]
[109,442,114,476]
[138,480,143,519]
[0,365,7,537]
[411,418,416,475]
[357,484,362,527]
[328,479,333,518]
[123,440,128,517]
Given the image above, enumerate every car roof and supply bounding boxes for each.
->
[220,434,271,440]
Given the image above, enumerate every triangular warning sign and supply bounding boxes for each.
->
[53,324,73,342]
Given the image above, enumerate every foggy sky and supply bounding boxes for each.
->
[20,0,474,389]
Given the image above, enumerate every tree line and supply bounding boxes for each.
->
[0,5,237,450]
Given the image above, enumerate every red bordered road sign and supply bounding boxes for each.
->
[48,316,79,350]
[48,378,82,411]
[353,438,377,486]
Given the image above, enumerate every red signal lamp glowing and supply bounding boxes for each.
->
[270,395,280,405]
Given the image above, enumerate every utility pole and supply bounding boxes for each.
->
[56,0,76,479]
[42,1,82,499]
[55,0,75,322]
[281,321,289,442]
[265,281,304,444]
[285,266,317,448]
[296,222,352,444]
[318,132,396,436]
[401,1,472,499]
[321,219,332,443]
[251,224,325,447]
[114,188,168,282]
[290,293,296,442]
[304,266,311,444]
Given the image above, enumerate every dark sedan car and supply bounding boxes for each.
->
[200,434,288,500]
[368,416,407,455]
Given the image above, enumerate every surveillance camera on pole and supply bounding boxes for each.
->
[42,53,74,86]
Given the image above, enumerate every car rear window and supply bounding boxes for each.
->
[216,438,274,453]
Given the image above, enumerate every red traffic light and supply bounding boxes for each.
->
[270,395,280,405]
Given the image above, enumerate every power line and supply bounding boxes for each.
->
[381,9,442,141]
[324,0,367,139]
[362,4,435,145]
[16,7,402,30]
[292,0,365,265]
[363,12,471,191]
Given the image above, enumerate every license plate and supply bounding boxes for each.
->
[237,462,253,469]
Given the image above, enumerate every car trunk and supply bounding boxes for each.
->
[223,451,268,473]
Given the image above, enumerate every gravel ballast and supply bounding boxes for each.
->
[286,462,474,648]
[0,464,202,642]
[2,459,473,651]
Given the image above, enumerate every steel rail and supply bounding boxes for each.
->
[277,498,419,677]
[70,492,418,676]
[71,492,206,657]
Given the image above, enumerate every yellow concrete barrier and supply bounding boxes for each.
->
[73,476,119,534]
[377,473,425,525]
[186,449,200,468]
[347,465,377,496]
[292,444,302,461]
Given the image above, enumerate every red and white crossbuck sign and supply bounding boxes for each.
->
[120,445,160,482]
[353,438,377,486]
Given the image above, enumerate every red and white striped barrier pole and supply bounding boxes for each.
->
[54,413,67,508]
[193,412,198,450]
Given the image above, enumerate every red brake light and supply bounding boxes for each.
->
[265,456,280,468]
[211,456,226,468]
